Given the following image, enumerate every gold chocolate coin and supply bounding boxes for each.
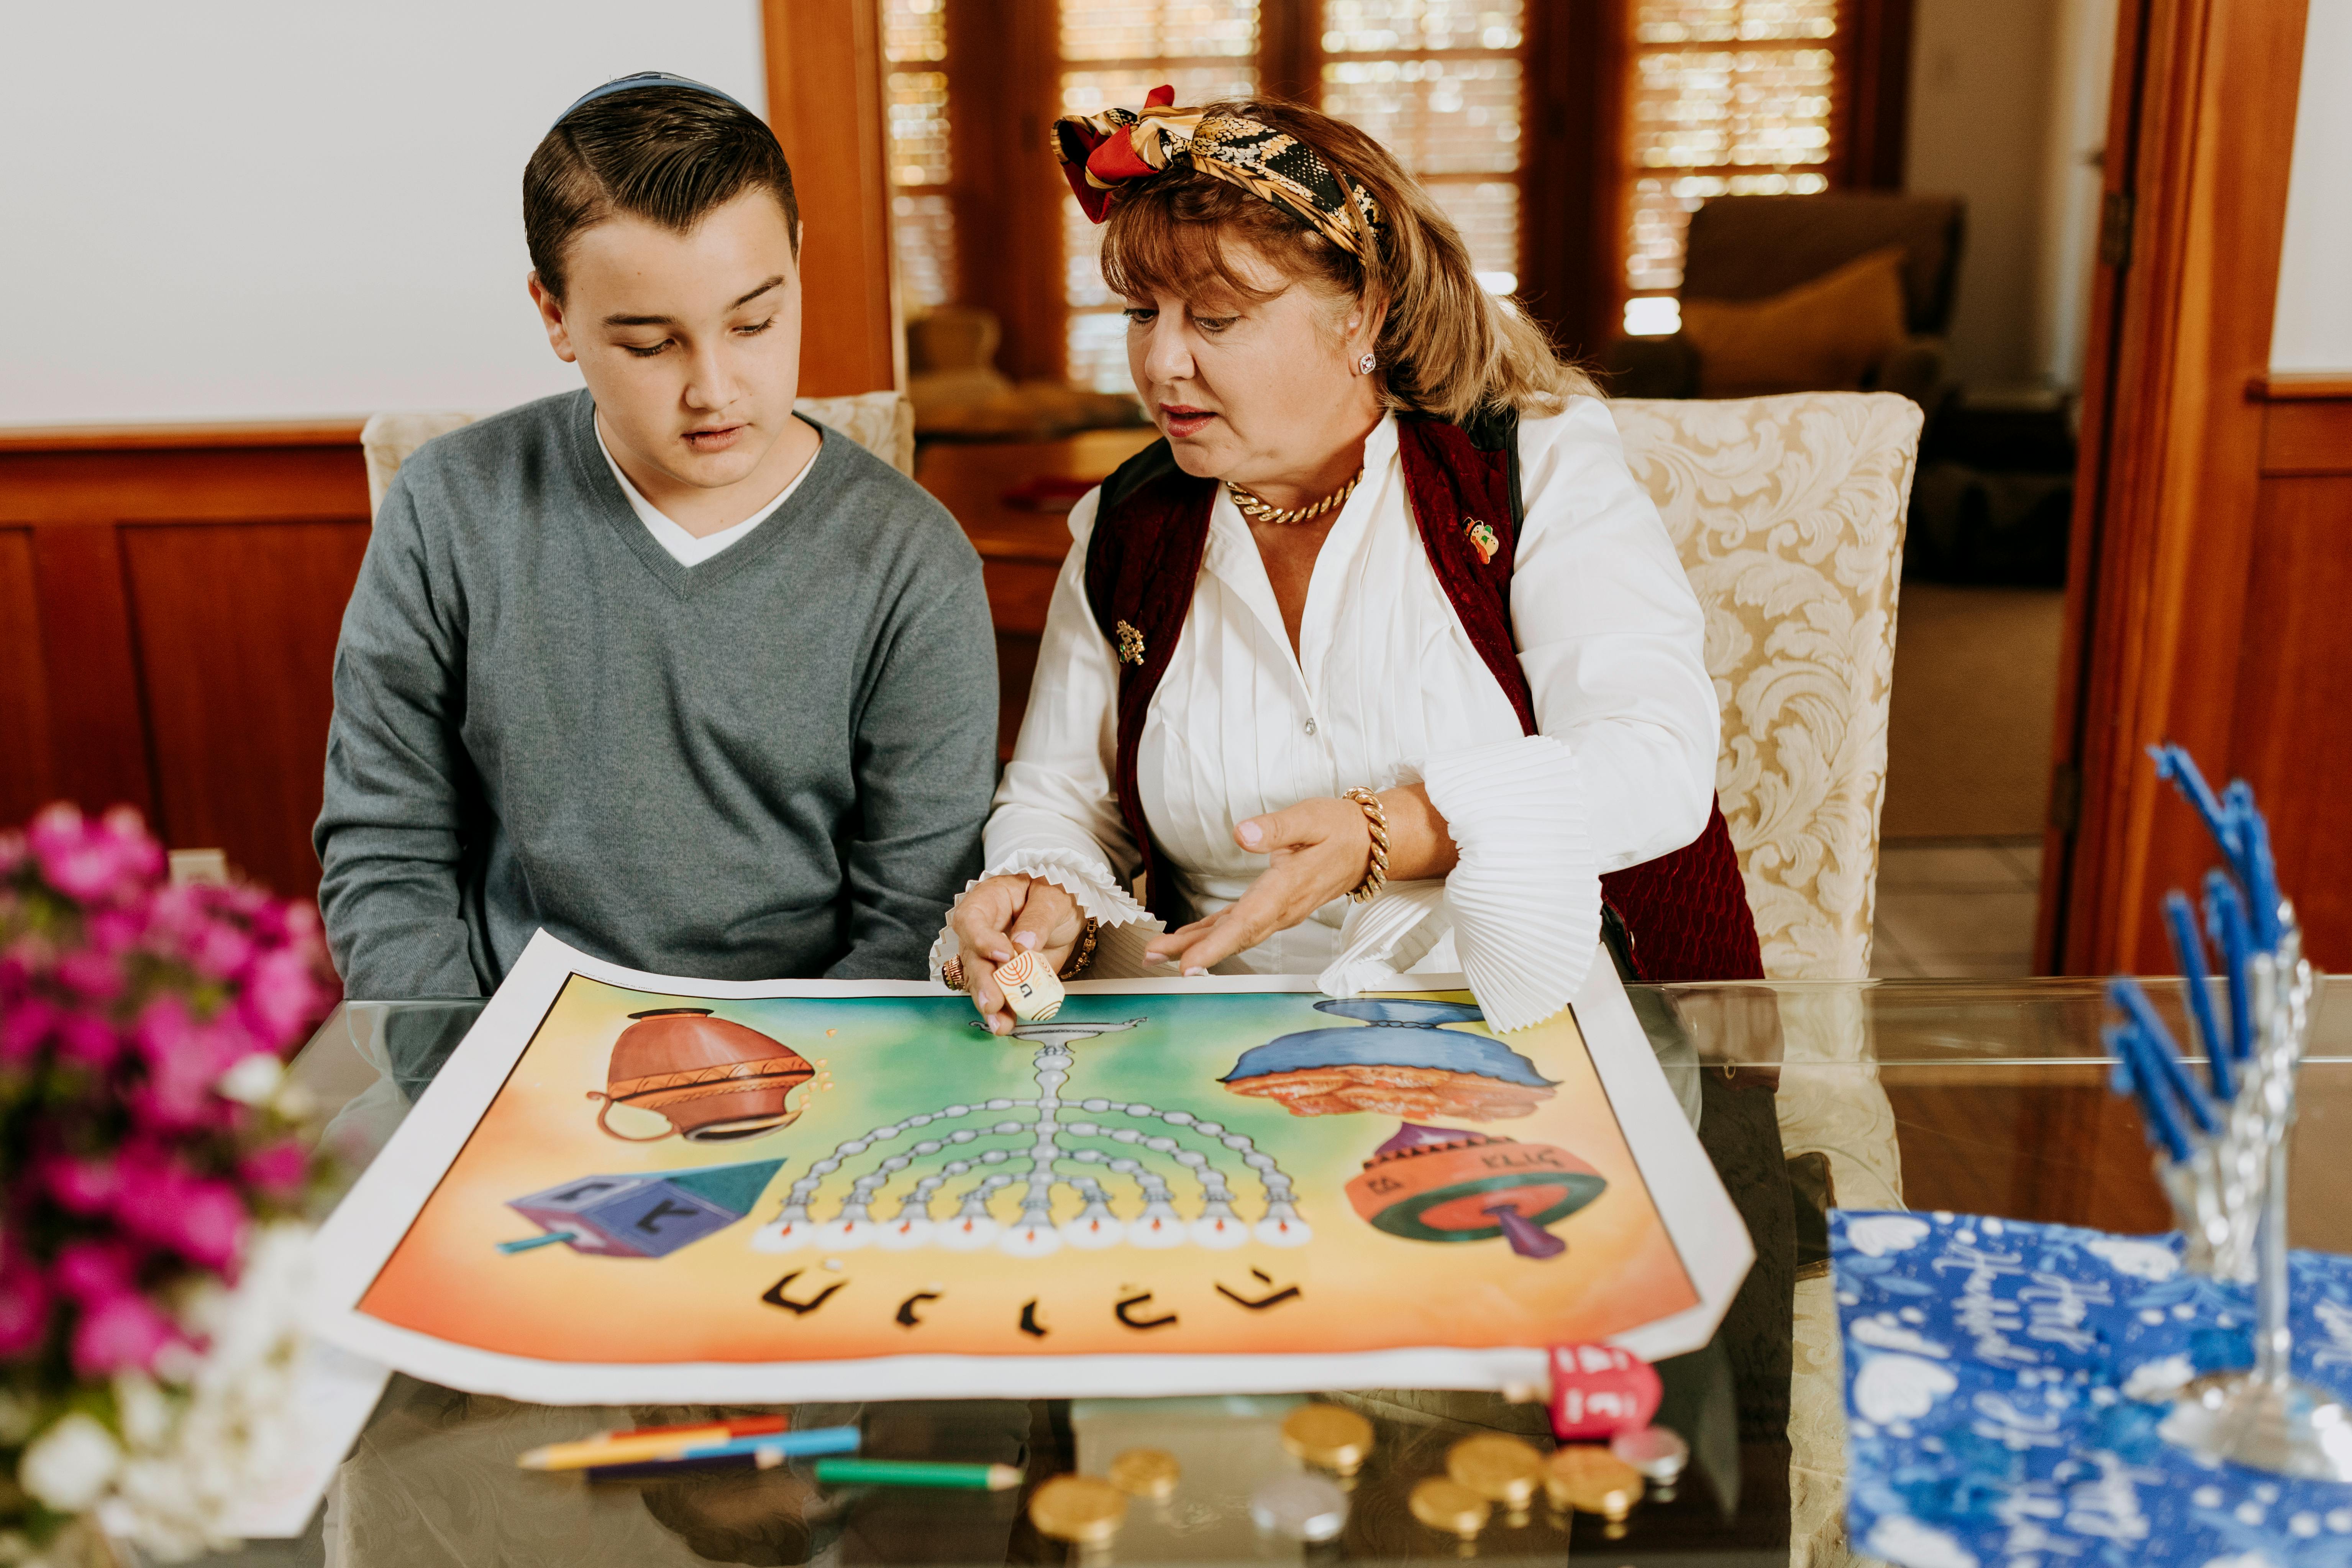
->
[1107,1447,1181,1499]
[1408,1476,1492,1539]
[1027,1475,1128,1544]
[1280,1404,1374,1474]
[1445,1433,1545,1507]
[1542,1445,1644,1517]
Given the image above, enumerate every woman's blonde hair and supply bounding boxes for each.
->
[1097,98,1597,422]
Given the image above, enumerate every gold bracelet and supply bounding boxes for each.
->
[1058,918,1101,980]
[1342,787,1389,903]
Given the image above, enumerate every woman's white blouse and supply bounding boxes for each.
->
[943,398,1718,1030]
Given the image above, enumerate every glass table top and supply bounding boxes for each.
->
[175,976,2344,1566]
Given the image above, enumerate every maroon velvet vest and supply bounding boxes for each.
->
[1082,413,1764,984]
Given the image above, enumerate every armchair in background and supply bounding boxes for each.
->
[906,306,1147,442]
[1600,194,1966,412]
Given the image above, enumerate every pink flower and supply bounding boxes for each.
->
[132,993,200,1063]
[52,1239,137,1303]
[163,1181,249,1271]
[128,996,249,1127]
[113,1169,246,1271]
[238,945,323,1046]
[55,950,122,1000]
[187,921,256,982]
[54,1013,122,1069]
[70,1289,185,1378]
[42,1156,121,1215]
[27,805,125,905]
[0,996,57,1063]
[84,908,145,954]
[239,1140,308,1199]
[0,1261,51,1358]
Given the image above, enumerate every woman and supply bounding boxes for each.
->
[940,91,1759,1034]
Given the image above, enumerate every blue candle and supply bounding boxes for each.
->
[2205,872,2257,1063]
[2237,799,2283,950]
[2108,1023,2193,1165]
[2162,890,2232,1101]
[2153,744,2240,859]
[2109,979,2217,1135]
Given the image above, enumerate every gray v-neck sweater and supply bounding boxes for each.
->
[315,390,996,997]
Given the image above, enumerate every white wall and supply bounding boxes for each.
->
[2034,0,2119,392]
[2272,0,2352,372]
[1905,0,2063,392]
[0,3,765,428]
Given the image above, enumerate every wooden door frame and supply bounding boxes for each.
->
[763,0,904,394]
[2038,0,2312,974]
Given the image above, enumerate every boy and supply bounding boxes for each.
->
[316,74,996,996]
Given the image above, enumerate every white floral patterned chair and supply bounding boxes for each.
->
[1615,390,1920,984]
[1617,390,1922,1568]
[358,390,916,515]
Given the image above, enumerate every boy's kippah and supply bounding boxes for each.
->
[551,71,756,131]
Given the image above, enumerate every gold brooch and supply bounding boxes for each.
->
[1115,620,1146,665]
[1465,518,1499,566]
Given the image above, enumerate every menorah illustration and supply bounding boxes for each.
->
[748,1017,1312,1257]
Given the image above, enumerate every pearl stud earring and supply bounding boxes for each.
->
[1358,353,1377,375]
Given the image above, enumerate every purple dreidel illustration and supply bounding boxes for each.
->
[498,1158,784,1258]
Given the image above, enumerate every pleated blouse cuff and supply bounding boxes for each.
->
[927,848,1160,984]
[1421,734,1601,1032]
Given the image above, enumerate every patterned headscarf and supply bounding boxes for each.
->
[1052,85,1384,258]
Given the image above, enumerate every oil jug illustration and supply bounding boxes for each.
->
[587,1008,814,1142]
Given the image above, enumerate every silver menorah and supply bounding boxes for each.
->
[2109,746,2352,1480]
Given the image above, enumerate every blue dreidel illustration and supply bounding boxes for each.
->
[499,1158,784,1258]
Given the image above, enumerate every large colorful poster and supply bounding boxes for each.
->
[310,933,1750,1404]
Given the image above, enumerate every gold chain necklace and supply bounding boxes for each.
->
[1225,469,1363,526]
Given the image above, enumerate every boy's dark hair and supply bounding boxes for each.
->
[523,85,799,300]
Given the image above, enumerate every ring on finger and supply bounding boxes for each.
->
[941,955,968,992]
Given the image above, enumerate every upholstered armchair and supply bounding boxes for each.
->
[358,391,916,514]
[1602,195,1966,410]
[1618,389,1921,1568]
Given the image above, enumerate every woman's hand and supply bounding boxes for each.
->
[1145,797,1375,974]
[1145,786,1460,976]
[949,874,1084,1035]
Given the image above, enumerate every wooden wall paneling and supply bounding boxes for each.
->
[0,529,56,825]
[763,0,903,395]
[2039,0,2311,976]
[30,524,157,824]
[120,520,374,903]
[2259,388,2352,472]
[2227,396,2352,965]
[0,428,372,899]
[1521,0,1625,359]
[0,428,366,523]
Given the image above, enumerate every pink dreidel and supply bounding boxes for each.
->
[1545,1343,1661,1440]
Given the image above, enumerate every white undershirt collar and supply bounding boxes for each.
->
[594,416,815,567]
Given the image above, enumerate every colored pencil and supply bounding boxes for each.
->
[598,1414,789,1443]
[584,1448,797,1482]
[812,1458,1025,1491]
[523,1423,857,1473]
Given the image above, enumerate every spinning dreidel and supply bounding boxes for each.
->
[1347,1122,1605,1260]
[499,1158,783,1258]
[588,1008,813,1142]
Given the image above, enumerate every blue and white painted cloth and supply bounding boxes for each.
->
[1833,1208,2352,1568]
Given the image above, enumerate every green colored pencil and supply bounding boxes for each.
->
[812,1458,1023,1491]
